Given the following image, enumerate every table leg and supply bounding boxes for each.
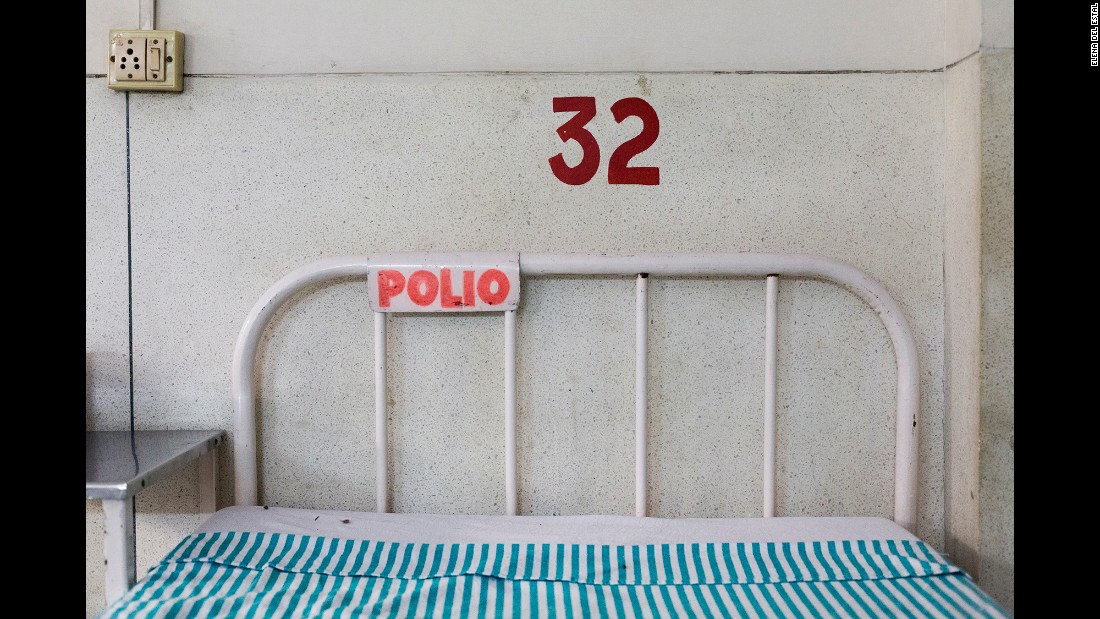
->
[198,447,217,516]
[102,497,135,605]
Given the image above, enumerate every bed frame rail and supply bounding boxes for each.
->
[231,253,919,532]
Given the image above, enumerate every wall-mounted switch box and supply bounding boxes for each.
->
[108,30,184,92]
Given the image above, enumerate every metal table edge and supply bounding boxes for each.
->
[86,429,225,500]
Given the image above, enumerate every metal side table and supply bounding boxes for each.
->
[86,429,224,605]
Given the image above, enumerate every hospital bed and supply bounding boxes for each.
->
[98,252,1008,618]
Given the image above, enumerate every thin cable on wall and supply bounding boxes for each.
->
[125,91,134,435]
[125,89,138,540]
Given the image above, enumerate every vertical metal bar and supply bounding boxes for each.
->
[763,275,779,517]
[102,498,136,604]
[374,312,389,513]
[504,310,518,516]
[635,274,649,517]
[197,447,218,516]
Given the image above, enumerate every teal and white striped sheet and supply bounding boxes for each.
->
[101,532,1009,618]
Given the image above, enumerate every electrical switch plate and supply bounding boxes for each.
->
[108,30,184,92]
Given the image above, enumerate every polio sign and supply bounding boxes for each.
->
[368,252,520,312]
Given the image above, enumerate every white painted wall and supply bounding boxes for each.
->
[86,0,980,75]
[981,0,1014,48]
[86,81,129,432]
[978,46,1014,617]
[943,53,981,576]
[85,1,994,616]
[976,0,1012,611]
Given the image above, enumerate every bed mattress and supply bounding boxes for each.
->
[198,506,920,545]
[101,507,1007,618]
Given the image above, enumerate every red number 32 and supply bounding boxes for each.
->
[548,96,660,186]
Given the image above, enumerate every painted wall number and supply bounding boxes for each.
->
[549,96,660,186]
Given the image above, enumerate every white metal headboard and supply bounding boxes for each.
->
[231,252,920,532]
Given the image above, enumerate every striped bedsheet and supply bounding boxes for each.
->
[100,531,1009,618]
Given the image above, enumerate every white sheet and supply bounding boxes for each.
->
[198,506,918,545]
